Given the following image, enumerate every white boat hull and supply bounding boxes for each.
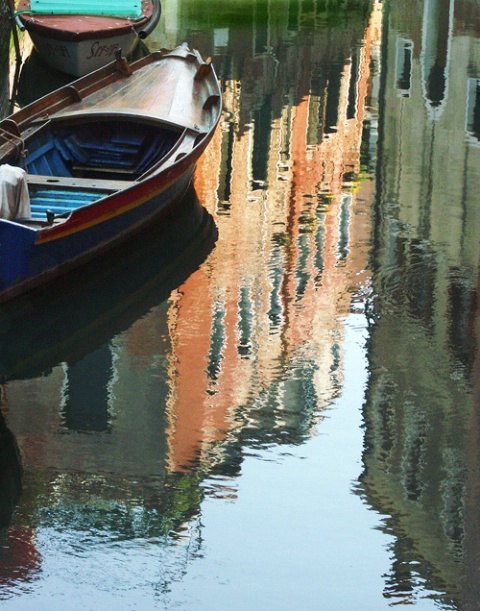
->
[29,30,140,76]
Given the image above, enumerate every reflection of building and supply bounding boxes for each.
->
[0,0,380,591]
[421,0,454,119]
[161,0,380,471]
[361,0,480,607]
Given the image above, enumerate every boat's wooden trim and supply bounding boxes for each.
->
[137,130,196,180]
[0,121,26,160]
[0,119,21,137]
[44,110,188,133]
[20,15,148,40]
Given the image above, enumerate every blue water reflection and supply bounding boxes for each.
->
[1,0,480,609]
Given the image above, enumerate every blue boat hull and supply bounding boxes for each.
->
[0,167,194,299]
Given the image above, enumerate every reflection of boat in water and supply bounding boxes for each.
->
[16,48,73,107]
[0,44,221,302]
[14,0,161,76]
[0,407,22,529]
[0,190,217,381]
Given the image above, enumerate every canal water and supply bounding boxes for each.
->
[0,0,479,609]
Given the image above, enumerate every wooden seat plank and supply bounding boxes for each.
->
[26,174,133,191]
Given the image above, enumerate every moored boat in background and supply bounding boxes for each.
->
[15,0,161,76]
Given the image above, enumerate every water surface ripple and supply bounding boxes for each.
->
[1,0,480,609]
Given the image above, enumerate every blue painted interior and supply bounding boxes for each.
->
[22,121,181,219]
[29,189,104,220]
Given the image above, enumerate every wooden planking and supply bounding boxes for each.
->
[26,174,131,191]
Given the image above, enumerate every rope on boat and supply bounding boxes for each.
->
[0,127,27,163]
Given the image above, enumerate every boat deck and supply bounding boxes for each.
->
[53,51,219,133]
[1,45,221,230]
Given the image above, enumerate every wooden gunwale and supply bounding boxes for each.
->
[42,111,191,132]
[12,49,194,135]
[21,17,148,41]
[0,45,219,172]
[4,47,219,218]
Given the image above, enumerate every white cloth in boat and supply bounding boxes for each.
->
[0,164,30,220]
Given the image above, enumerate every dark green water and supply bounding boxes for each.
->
[0,0,480,609]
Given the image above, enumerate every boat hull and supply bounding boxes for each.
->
[28,30,140,76]
[0,164,195,301]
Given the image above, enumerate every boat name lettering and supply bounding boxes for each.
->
[87,41,121,60]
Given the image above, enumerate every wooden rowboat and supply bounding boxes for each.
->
[15,0,161,76]
[0,44,221,303]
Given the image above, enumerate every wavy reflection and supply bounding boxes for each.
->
[360,0,480,607]
[0,192,218,590]
[0,1,381,597]
[421,0,454,118]
[7,0,480,607]
[0,0,389,597]
[163,0,380,472]
[0,407,22,529]
[0,408,32,595]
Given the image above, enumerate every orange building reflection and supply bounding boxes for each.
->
[160,3,382,472]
